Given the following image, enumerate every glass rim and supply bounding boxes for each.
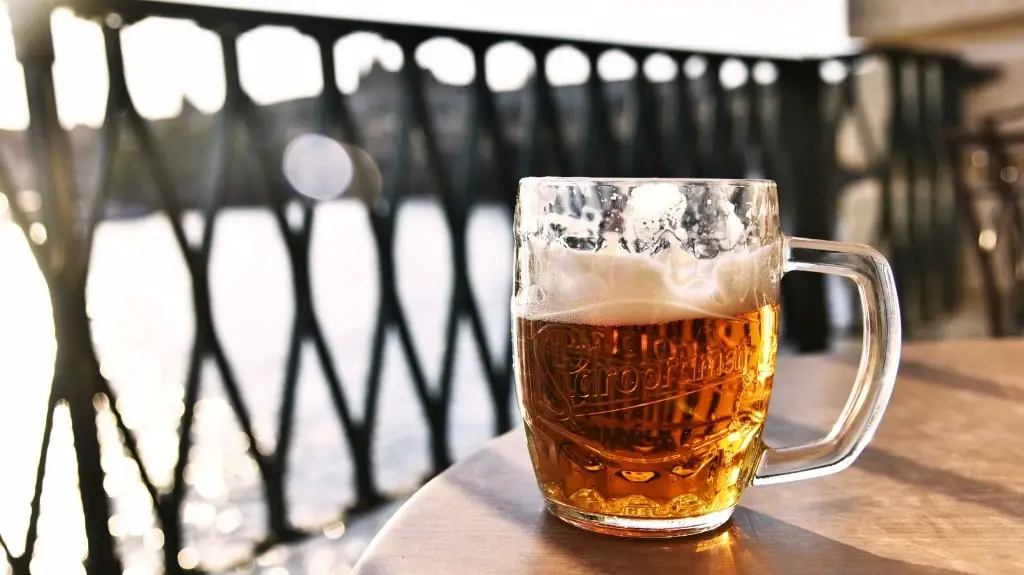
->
[519,177,776,187]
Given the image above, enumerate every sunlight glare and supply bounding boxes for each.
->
[51,8,107,128]
[121,17,226,118]
[30,404,89,575]
[0,221,55,557]
[415,37,474,86]
[0,2,29,130]
[485,42,533,92]
[597,49,636,82]
[238,26,322,105]
[546,46,589,86]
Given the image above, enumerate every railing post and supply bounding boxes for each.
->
[9,0,75,272]
[882,53,915,336]
[775,59,833,352]
[940,58,965,313]
[8,1,122,574]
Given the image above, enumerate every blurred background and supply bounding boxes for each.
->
[0,0,1021,573]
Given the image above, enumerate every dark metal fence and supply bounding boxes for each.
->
[0,0,984,573]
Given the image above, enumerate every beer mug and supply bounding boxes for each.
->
[512,178,900,537]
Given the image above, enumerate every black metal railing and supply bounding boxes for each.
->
[884,54,971,330]
[0,0,983,573]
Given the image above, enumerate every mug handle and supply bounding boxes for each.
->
[753,236,902,485]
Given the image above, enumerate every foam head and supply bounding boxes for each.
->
[514,240,780,325]
[514,178,782,325]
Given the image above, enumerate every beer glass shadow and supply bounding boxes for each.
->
[440,448,968,575]
[894,359,1024,404]
[833,351,1024,404]
[771,416,1024,521]
[534,509,968,575]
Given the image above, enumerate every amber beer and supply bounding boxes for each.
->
[515,303,779,522]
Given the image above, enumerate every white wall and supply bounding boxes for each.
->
[171,0,854,57]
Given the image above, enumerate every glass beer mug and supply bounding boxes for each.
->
[512,178,900,537]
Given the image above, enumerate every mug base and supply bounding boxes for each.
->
[545,500,734,538]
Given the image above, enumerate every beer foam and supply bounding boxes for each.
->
[514,240,780,326]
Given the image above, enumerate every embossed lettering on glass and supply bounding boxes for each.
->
[512,178,901,537]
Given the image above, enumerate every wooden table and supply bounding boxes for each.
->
[353,339,1024,574]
